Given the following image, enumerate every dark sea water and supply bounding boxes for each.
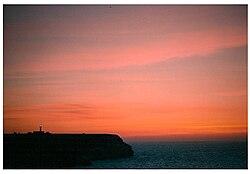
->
[80,141,247,169]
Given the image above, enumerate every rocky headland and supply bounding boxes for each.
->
[4,131,134,169]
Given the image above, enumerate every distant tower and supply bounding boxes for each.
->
[32,125,45,134]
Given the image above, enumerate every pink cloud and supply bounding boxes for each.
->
[212,90,247,97]
[6,26,246,73]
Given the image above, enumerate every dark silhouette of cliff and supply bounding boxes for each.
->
[4,130,134,169]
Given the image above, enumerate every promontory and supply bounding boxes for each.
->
[4,128,134,169]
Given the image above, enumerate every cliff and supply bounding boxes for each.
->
[4,133,134,169]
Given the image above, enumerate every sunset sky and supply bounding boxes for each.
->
[4,5,247,142]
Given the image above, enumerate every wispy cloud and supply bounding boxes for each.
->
[211,90,247,97]
[4,103,119,120]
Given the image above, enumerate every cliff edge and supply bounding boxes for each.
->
[4,133,134,169]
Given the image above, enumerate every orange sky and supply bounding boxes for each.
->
[3,5,247,142]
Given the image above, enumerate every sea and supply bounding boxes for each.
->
[80,141,247,169]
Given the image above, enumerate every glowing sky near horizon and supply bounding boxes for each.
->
[4,5,247,141]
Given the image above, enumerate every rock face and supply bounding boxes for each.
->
[4,133,134,169]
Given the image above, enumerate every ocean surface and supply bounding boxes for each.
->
[80,141,247,169]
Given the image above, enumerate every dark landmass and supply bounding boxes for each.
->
[4,131,134,169]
